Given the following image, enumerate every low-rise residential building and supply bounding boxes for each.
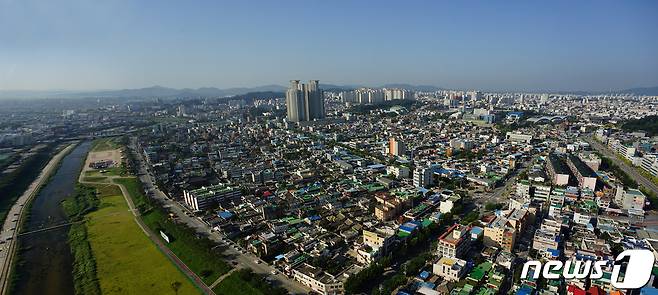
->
[483,215,518,252]
[620,188,646,211]
[292,263,344,295]
[608,139,637,162]
[362,228,396,256]
[437,224,471,258]
[547,154,570,186]
[640,154,658,177]
[567,154,597,191]
[374,194,405,221]
[532,219,561,255]
[439,193,460,214]
[432,256,468,282]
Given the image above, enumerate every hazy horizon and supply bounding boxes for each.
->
[1,0,657,92]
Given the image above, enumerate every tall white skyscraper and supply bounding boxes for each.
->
[286,80,325,122]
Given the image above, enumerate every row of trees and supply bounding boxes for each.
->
[621,115,658,136]
[63,184,102,295]
[344,215,454,294]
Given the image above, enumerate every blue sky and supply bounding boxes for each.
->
[1,0,657,91]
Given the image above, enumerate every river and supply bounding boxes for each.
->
[12,141,91,295]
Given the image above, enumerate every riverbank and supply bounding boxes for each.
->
[74,142,199,294]
[0,142,78,295]
[0,144,58,227]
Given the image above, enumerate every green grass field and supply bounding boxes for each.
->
[213,272,263,295]
[82,176,108,182]
[0,153,12,167]
[84,166,126,177]
[212,269,287,295]
[115,177,232,284]
[85,184,199,295]
[91,138,120,152]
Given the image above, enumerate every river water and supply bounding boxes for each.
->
[12,141,91,295]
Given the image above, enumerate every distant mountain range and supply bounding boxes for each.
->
[70,85,289,98]
[1,84,657,99]
[0,85,288,99]
[618,86,658,96]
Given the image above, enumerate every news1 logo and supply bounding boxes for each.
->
[520,250,655,289]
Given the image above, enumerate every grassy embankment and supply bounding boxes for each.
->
[213,269,288,295]
[64,182,199,295]
[84,182,198,294]
[114,177,232,285]
[90,138,120,152]
[61,185,102,295]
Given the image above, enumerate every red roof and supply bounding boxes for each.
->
[587,286,603,295]
[566,285,603,295]
[567,285,585,295]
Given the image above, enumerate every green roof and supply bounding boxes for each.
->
[452,284,475,295]
[287,218,303,225]
[397,231,410,238]
[475,288,496,295]
[421,219,433,227]
[468,261,493,282]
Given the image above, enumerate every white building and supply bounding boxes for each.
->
[621,189,646,211]
[432,256,468,282]
[387,165,410,179]
[608,139,637,162]
[292,263,344,295]
[573,212,592,225]
[506,132,533,144]
[440,194,460,214]
[183,184,241,211]
[413,167,433,188]
[641,154,658,177]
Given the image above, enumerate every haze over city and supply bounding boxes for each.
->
[1,0,658,92]
[3,2,658,295]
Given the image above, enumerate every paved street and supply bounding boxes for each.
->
[129,137,312,295]
[584,135,658,196]
[472,157,534,214]
[78,148,216,295]
[0,143,76,295]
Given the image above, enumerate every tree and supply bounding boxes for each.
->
[485,202,504,211]
[461,212,480,225]
[170,281,182,295]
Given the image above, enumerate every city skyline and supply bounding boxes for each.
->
[1,0,658,92]
[4,2,658,295]
[286,80,325,122]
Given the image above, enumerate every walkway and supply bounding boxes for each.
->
[79,149,215,295]
[0,143,76,295]
[585,135,658,196]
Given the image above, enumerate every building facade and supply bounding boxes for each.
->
[286,80,325,122]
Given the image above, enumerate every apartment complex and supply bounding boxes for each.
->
[182,184,241,211]
[286,80,325,122]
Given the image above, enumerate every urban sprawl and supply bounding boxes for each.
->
[3,82,658,295]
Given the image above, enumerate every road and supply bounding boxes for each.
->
[78,149,216,295]
[584,136,658,196]
[0,143,76,295]
[129,137,312,294]
[471,157,534,214]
